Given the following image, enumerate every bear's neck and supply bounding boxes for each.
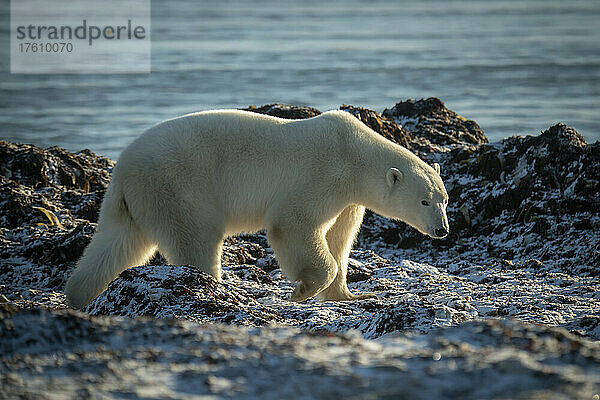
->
[347,130,414,211]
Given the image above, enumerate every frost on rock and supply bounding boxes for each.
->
[1,306,599,399]
[1,100,599,398]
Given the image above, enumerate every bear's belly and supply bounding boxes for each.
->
[224,212,265,235]
[222,197,269,235]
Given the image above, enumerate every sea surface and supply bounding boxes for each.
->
[1,0,599,159]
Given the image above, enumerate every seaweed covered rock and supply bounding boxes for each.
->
[0,141,112,191]
[451,122,599,234]
[0,141,113,228]
[448,123,598,226]
[242,103,322,119]
[383,97,487,146]
[339,104,413,148]
[0,142,112,301]
[83,265,284,325]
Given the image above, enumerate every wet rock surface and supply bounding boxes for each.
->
[2,307,599,399]
[1,99,599,398]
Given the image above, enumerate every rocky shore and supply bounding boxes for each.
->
[1,99,599,398]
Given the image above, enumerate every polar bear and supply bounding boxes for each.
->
[65,110,449,308]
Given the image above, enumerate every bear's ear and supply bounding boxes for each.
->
[433,163,440,174]
[386,167,403,187]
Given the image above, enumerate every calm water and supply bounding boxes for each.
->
[1,0,599,159]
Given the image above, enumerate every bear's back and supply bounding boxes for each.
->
[114,110,356,210]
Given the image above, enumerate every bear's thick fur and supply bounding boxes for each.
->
[65,110,449,308]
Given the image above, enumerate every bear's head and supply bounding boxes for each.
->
[382,162,449,239]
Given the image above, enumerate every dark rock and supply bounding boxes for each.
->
[383,97,487,146]
[22,223,95,265]
[60,191,104,222]
[476,145,504,181]
[228,264,274,284]
[339,104,413,148]
[0,141,112,191]
[346,260,373,283]
[475,122,600,216]
[242,103,322,119]
[0,177,42,229]
[0,141,112,229]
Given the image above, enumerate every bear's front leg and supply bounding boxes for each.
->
[319,204,376,301]
[267,223,338,302]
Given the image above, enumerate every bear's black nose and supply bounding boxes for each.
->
[435,228,449,238]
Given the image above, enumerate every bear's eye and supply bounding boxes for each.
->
[421,200,430,206]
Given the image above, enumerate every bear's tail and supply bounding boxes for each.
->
[65,186,156,309]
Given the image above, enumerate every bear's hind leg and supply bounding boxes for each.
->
[156,213,225,281]
[267,223,338,302]
[319,204,376,301]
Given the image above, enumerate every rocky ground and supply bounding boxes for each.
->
[1,99,599,398]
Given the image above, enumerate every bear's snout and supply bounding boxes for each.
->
[434,227,449,238]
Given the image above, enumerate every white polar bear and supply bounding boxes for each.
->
[65,110,449,308]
